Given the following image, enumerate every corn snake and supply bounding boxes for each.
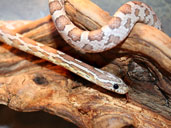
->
[0,0,162,94]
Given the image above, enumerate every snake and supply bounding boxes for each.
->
[0,0,162,94]
[0,27,128,94]
[49,0,161,53]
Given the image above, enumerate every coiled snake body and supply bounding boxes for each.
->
[49,0,161,53]
[0,0,162,94]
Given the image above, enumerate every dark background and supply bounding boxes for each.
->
[0,0,170,128]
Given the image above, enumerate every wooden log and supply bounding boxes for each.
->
[0,0,171,127]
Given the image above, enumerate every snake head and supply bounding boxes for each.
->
[112,81,129,94]
[107,74,129,94]
[95,69,129,94]
[99,76,129,94]
[102,75,129,94]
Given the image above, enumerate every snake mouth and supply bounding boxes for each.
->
[115,86,129,94]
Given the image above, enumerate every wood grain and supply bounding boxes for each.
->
[0,0,170,127]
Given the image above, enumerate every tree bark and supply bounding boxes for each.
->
[0,0,170,127]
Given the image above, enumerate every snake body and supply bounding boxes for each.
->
[49,0,161,53]
[0,0,162,94]
[0,27,128,94]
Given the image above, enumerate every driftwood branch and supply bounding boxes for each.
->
[0,0,171,127]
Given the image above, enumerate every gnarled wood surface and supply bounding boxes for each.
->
[0,0,171,127]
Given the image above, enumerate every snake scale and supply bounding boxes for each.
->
[0,0,162,94]
[49,0,161,53]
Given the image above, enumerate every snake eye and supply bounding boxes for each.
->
[113,84,119,90]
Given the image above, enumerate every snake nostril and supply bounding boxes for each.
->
[113,84,119,90]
